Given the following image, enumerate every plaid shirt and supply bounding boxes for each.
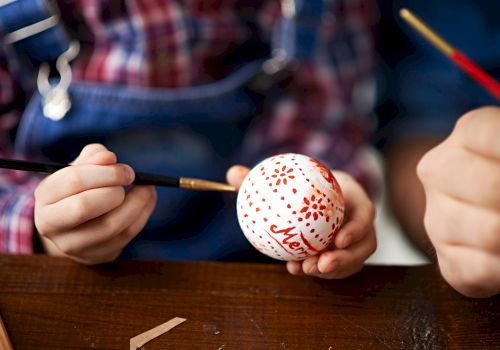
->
[0,0,376,254]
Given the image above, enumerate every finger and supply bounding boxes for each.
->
[73,189,157,265]
[437,245,500,298]
[37,186,126,235]
[423,192,500,254]
[334,213,374,250]
[316,228,376,279]
[286,260,305,275]
[121,188,157,238]
[301,255,320,275]
[226,165,250,189]
[332,171,375,249]
[418,143,500,210]
[36,163,135,204]
[72,144,117,165]
[47,186,156,256]
[453,106,500,161]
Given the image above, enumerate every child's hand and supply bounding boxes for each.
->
[417,107,500,298]
[227,166,376,278]
[34,144,157,265]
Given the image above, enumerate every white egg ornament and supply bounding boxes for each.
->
[237,153,345,261]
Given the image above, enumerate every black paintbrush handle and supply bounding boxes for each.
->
[0,158,180,187]
[133,172,179,187]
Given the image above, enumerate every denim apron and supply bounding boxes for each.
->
[2,0,325,261]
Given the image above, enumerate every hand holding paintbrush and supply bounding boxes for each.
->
[11,144,234,265]
[0,159,236,192]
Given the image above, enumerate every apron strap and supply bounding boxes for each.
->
[0,0,71,89]
[0,0,326,94]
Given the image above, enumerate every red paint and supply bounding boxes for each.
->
[270,225,297,245]
[300,232,319,253]
[265,229,293,255]
[269,225,307,255]
[309,158,336,185]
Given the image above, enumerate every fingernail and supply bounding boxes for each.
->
[124,166,135,182]
[238,165,247,173]
[322,259,338,274]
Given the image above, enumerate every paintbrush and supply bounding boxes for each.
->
[0,158,237,192]
[400,8,500,101]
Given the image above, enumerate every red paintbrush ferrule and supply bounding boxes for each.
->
[451,51,500,101]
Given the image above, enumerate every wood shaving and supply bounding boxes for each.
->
[130,317,186,350]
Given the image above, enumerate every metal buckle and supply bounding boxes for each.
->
[247,0,295,95]
[0,0,78,120]
[1,0,61,45]
[37,40,79,121]
[281,0,296,19]
[262,0,296,75]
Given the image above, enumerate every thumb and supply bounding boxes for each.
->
[72,143,117,166]
[226,165,250,190]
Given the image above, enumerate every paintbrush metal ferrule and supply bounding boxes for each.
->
[179,177,237,192]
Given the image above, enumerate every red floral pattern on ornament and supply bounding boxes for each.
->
[299,194,327,221]
[266,165,295,187]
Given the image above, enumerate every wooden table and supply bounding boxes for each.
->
[0,254,498,349]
